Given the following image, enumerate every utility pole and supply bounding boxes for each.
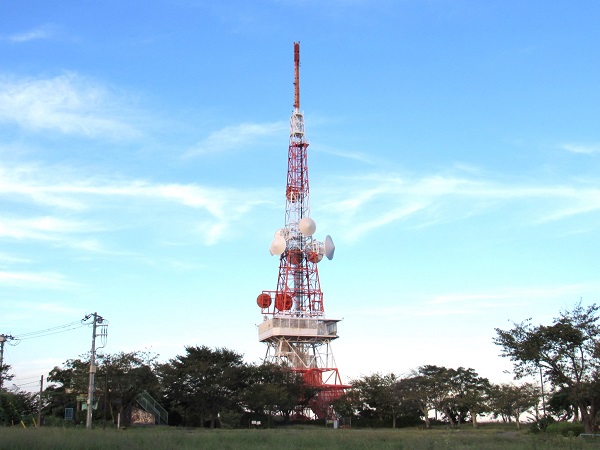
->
[539,365,546,417]
[0,334,16,390]
[83,313,107,429]
[38,375,44,427]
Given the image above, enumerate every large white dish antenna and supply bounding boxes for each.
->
[299,217,316,236]
[270,235,286,255]
[324,235,335,260]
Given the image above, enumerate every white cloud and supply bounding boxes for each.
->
[428,284,591,306]
[0,216,93,241]
[562,143,600,155]
[344,283,597,321]
[318,172,600,240]
[347,203,425,241]
[0,252,30,264]
[0,73,141,139]
[0,271,74,289]
[8,25,55,43]
[0,162,274,247]
[185,121,286,157]
[14,301,82,316]
[317,144,375,164]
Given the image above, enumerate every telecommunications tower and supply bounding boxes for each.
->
[256,42,347,419]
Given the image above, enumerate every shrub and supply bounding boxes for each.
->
[528,415,555,433]
[545,421,584,437]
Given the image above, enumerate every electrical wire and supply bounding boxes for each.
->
[15,325,87,341]
[11,380,39,388]
[10,319,90,343]
[11,375,41,381]
[15,320,85,338]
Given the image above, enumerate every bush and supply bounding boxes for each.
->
[545,421,584,437]
[528,415,555,433]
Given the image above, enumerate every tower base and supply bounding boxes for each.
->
[258,316,349,419]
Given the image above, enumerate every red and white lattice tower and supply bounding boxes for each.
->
[256,42,347,419]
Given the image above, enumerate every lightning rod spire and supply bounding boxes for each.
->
[294,41,300,111]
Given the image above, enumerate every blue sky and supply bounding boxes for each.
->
[1,0,600,390]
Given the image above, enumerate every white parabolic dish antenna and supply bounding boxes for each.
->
[299,217,316,236]
[324,235,335,260]
[270,234,286,255]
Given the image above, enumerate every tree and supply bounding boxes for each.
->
[158,346,248,428]
[0,387,37,426]
[351,373,420,428]
[448,367,491,428]
[46,351,158,425]
[395,374,437,428]
[331,388,361,419]
[243,363,315,426]
[489,383,539,429]
[410,365,490,428]
[46,357,90,423]
[547,386,578,422]
[494,302,600,433]
[0,363,14,391]
[413,365,454,426]
[351,373,398,427]
[96,351,159,425]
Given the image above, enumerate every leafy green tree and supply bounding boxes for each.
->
[395,375,436,428]
[351,373,420,428]
[243,363,315,426]
[331,388,361,419]
[449,367,491,428]
[158,346,248,428]
[415,365,457,426]
[0,387,37,426]
[410,365,490,428]
[96,351,159,425]
[351,373,397,426]
[46,351,158,425]
[489,383,539,429]
[46,357,89,423]
[0,363,15,391]
[494,302,600,433]
[547,386,578,422]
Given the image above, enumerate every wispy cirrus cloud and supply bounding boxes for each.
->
[345,282,598,320]
[184,121,286,157]
[561,143,600,155]
[0,271,74,289]
[317,172,600,241]
[428,283,592,307]
[0,162,274,247]
[7,25,56,43]
[317,144,376,164]
[0,73,141,139]
[0,216,95,241]
[0,252,30,264]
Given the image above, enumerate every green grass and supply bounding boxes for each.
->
[0,424,598,450]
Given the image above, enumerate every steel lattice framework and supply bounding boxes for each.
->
[256,42,347,420]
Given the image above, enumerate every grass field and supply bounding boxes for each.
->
[0,424,597,450]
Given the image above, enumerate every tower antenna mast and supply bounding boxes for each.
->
[256,42,347,420]
[294,42,300,111]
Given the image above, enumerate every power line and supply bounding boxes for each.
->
[14,320,87,341]
[11,380,39,388]
[12,375,41,382]
[16,325,87,341]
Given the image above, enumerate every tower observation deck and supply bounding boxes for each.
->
[256,42,347,420]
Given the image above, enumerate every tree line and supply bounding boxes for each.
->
[37,346,316,428]
[332,366,540,429]
[2,301,600,433]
